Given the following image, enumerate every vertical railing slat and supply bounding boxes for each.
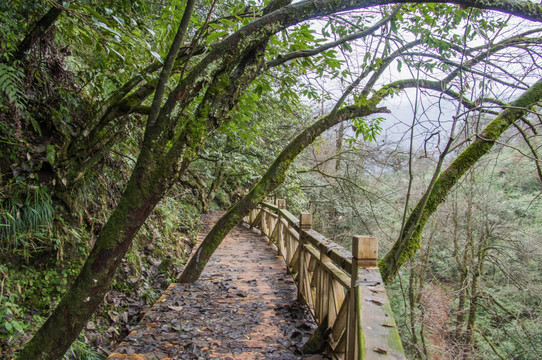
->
[298,213,311,302]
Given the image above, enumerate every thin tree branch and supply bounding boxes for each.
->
[146,0,197,128]
[512,122,542,184]
[267,5,401,68]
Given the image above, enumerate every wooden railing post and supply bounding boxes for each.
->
[300,213,312,229]
[347,235,378,360]
[298,213,312,303]
[356,235,378,268]
[261,208,266,234]
[276,200,286,256]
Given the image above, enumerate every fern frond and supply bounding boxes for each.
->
[0,63,25,109]
[0,187,54,252]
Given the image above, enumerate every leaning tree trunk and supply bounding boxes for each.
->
[16,0,542,357]
[179,103,385,283]
[9,5,63,62]
[379,78,542,283]
[17,0,292,355]
[16,1,198,357]
[16,151,172,359]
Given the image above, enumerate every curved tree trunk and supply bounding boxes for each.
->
[179,103,386,283]
[17,0,280,355]
[16,151,171,359]
[15,0,542,358]
[379,78,542,283]
[16,1,198,356]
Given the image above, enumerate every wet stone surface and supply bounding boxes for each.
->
[108,212,328,360]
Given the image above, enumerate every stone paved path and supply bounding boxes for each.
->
[108,212,327,360]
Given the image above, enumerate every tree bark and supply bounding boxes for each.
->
[335,122,344,171]
[16,2,197,357]
[179,103,386,283]
[16,0,542,357]
[16,153,171,359]
[379,78,542,283]
[10,5,63,62]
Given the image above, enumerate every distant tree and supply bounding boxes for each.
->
[379,79,542,283]
[10,0,542,359]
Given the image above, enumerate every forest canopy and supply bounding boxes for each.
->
[1,0,541,359]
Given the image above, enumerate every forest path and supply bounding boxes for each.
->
[108,211,327,360]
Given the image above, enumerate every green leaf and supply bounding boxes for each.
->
[208,23,226,30]
[207,31,228,43]
[46,145,56,166]
[112,15,125,27]
[95,21,121,37]
[12,320,23,333]
[80,32,93,45]
[150,51,163,63]
[30,118,42,136]
[219,18,237,27]
[110,48,125,61]
[145,27,156,37]
[390,19,398,33]
[82,5,108,23]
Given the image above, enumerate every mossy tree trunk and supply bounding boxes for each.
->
[17,0,287,357]
[16,152,172,359]
[15,1,199,357]
[379,78,542,283]
[179,103,387,283]
[15,0,542,358]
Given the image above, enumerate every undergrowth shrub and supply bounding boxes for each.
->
[0,186,54,257]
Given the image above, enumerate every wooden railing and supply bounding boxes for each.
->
[243,200,406,360]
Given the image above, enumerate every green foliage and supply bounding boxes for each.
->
[0,0,540,357]
[59,1,161,99]
[0,266,28,342]
[64,338,106,360]
[0,186,54,255]
[0,1,48,60]
[0,63,25,112]
[0,261,90,356]
[349,116,383,143]
[11,265,71,311]
[384,143,542,359]
[0,257,83,355]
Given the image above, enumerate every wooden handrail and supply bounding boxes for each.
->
[262,201,301,228]
[243,200,406,360]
